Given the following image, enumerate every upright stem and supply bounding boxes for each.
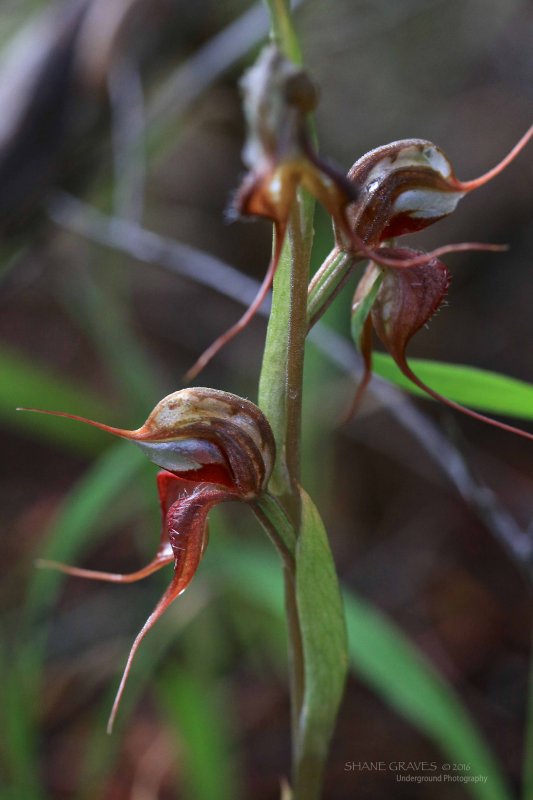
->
[257,5,317,795]
[265,0,303,64]
[258,197,313,766]
[259,203,312,516]
[284,203,314,501]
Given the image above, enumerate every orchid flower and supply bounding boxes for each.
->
[345,129,533,439]
[21,388,275,731]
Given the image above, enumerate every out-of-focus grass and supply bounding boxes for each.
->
[55,253,163,415]
[0,643,45,800]
[210,535,513,800]
[524,645,533,800]
[157,667,242,800]
[25,442,148,619]
[0,345,110,454]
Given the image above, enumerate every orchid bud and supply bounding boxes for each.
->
[236,45,355,226]
[23,389,275,730]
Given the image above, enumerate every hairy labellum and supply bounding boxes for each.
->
[23,389,275,730]
[370,250,451,358]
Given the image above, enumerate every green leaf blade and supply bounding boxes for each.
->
[157,667,241,800]
[373,352,533,422]
[295,490,348,794]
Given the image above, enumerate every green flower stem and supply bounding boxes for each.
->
[258,5,348,798]
[265,0,303,65]
[253,493,297,557]
[284,563,306,755]
[258,199,313,785]
[258,198,314,515]
[258,222,298,500]
[307,247,356,328]
[257,7,315,790]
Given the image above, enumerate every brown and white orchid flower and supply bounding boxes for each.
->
[346,126,533,441]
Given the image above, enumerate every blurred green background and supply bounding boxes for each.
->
[1,1,532,798]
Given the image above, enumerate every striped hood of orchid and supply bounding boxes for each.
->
[22,389,275,733]
[309,122,531,330]
[309,125,532,329]
[339,125,533,252]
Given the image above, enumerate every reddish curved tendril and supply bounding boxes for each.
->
[184,220,287,381]
[455,124,533,192]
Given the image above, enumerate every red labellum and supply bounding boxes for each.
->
[104,471,239,733]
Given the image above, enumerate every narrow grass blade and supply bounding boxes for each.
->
[57,265,160,415]
[373,352,533,422]
[343,592,512,800]
[0,645,45,800]
[78,588,211,800]
[294,489,348,797]
[157,666,241,800]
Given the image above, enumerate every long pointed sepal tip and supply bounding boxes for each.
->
[14,406,135,439]
[106,664,131,736]
[457,124,533,192]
